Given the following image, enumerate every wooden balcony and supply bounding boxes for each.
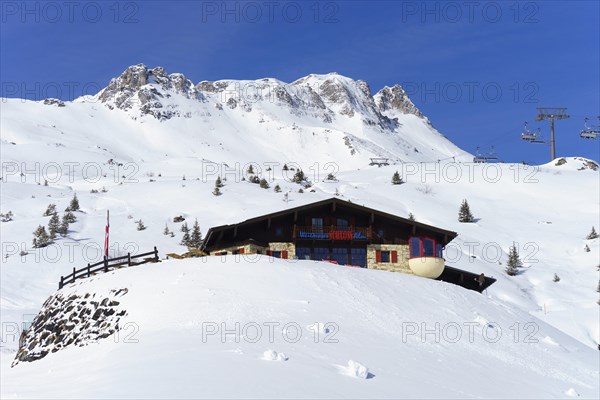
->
[293,225,372,241]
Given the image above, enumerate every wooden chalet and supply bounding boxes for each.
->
[201,198,495,292]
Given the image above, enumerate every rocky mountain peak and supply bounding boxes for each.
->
[374,84,423,118]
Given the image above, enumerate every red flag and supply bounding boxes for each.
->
[104,210,109,258]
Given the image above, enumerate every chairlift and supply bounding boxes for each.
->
[580,117,600,139]
[521,121,546,144]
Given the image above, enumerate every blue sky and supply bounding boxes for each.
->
[1,0,598,164]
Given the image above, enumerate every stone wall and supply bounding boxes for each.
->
[210,243,267,255]
[268,242,296,259]
[367,244,411,274]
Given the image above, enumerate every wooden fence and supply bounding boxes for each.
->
[58,247,159,289]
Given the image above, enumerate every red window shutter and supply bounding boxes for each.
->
[391,251,398,263]
[375,250,381,262]
[282,250,288,259]
[267,250,272,256]
[239,248,245,254]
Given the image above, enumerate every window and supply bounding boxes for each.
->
[409,237,421,258]
[380,251,390,263]
[337,218,349,230]
[350,248,367,267]
[314,247,329,261]
[312,218,324,233]
[332,248,348,265]
[271,251,281,258]
[296,247,311,260]
[423,239,435,257]
[409,237,443,259]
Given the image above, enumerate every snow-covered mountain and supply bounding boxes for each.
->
[1,65,598,398]
[2,64,468,170]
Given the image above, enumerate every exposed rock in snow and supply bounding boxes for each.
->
[13,288,129,366]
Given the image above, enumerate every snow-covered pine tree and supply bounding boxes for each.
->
[274,184,281,193]
[180,224,191,247]
[136,220,146,231]
[190,220,202,248]
[391,171,404,185]
[458,199,474,223]
[587,226,598,240]
[215,176,224,188]
[212,186,222,196]
[259,178,270,189]
[66,194,80,211]
[505,243,522,276]
[32,225,52,248]
[64,211,77,223]
[48,213,60,239]
[553,273,560,282]
[408,212,415,221]
[58,214,69,237]
[43,203,57,216]
[292,170,306,183]
[181,222,189,233]
[163,224,171,236]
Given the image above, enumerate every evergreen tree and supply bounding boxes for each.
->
[66,194,80,211]
[212,186,222,196]
[163,224,171,236]
[181,222,189,233]
[259,178,270,189]
[458,199,474,223]
[408,212,415,221]
[190,219,203,248]
[63,211,77,223]
[57,214,69,237]
[505,243,522,276]
[247,165,254,174]
[48,213,60,239]
[215,176,224,188]
[283,164,289,171]
[274,184,281,193]
[326,173,336,181]
[587,226,599,240]
[136,220,146,231]
[553,273,560,282]
[43,203,57,216]
[585,244,591,252]
[391,171,404,185]
[32,225,52,248]
[180,223,191,246]
[292,169,306,183]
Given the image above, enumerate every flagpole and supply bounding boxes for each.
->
[104,210,110,258]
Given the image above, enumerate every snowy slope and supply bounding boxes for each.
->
[2,258,599,399]
[0,65,599,398]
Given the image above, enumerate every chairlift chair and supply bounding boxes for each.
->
[580,117,600,139]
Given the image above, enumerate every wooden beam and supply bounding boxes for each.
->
[370,212,375,224]
[233,226,238,238]
[267,217,271,229]
[294,211,298,223]
[332,201,336,213]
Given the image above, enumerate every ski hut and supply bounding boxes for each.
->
[201,198,495,292]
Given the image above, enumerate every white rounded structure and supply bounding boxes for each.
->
[408,257,445,279]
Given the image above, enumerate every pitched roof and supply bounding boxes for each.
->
[202,197,457,250]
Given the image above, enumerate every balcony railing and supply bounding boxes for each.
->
[293,226,372,240]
